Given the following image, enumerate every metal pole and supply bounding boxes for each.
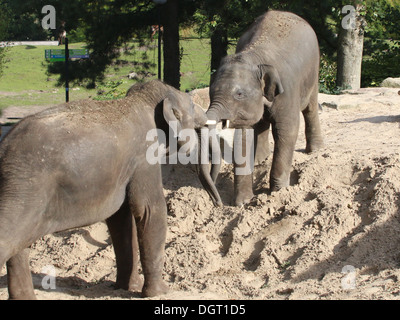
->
[157,7,162,80]
[152,0,166,80]
[65,37,69,103]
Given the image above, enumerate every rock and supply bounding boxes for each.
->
[380,77,400,88]
[321,101,338,110]
[128,72,138,80]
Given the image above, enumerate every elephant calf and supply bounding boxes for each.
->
[0,79,207,299]
[200,10,324,206]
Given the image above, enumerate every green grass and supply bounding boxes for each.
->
[180,38,212,90]
[0,42,95,109]
[0,42,90,91]
[0,37,220,111]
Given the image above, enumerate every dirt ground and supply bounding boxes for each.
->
[0,87,400,300]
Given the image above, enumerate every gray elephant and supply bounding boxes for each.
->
[198,10,324,207]
[0,79,207,299]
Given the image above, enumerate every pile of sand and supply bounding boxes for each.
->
[1,87,400,300]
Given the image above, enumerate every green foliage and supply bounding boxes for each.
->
[94,79,126,100]
[4,0,49,41]
[4,0,84,41]
[362,40,400,87]
[360,0,400,86]
[76,0,159,85]
[0,47,6,78]
[3,0,400,90]
[68,27,86,43]
[319,53,337,94]
[193,0,276,40]
[319,53,351,94]
[0,37,215,110]
[0,0,10,77]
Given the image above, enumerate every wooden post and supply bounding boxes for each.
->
[65,37,69,103]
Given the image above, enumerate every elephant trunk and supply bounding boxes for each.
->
[196,112,223,207]
[206,103,232,129]
[205,108,221,124]
[207,123,222,184]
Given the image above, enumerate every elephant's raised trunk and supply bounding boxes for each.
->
[196,112,223,207]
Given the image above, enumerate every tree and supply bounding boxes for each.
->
[336,1,366,90]
[194,0,230,82]
[210,26,228,82]
[268,0,400,90]
[361,0,400,86]
[194,0,271,84]
[54,0,184,89]
[15,0,162,88]
[162,0,180,89]
[193,0,339,85]
[3,0,84,41]
[336,0,400,89]
[6,0,398,91]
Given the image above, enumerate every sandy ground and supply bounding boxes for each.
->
[0,87,400,300]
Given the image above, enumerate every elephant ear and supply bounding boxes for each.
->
[163,97,182,138]
[258,64,284,102]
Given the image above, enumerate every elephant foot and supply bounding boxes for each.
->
[128,280,143,292]
[234,172,254,206]
[270,175,290,192]
[141,279,169,298]
[8,292,37,300]
[234,190,254,207]
[305,139,324,153]
[115,277,143,292]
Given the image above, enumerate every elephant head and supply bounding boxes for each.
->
[197,56,284,207]
[126,80,208,147]
[160,91,224,207]
[207,57,284,128]
[163,92,206,138]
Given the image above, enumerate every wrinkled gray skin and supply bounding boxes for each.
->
[200,10,324,206]
[0,79,207,300]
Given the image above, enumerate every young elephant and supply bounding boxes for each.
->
[0,79,207,299]
[199,10,324,206]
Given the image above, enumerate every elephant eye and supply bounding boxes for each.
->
[234,89,247,100]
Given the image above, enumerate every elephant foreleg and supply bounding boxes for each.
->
[233,128,255,206]
[254,120,271,165]
[106,201,142,292]
[7,248,36,300]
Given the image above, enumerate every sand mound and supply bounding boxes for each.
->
[1,88,400,300]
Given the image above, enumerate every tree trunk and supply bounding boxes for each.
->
[162,0,180,89]
[210,27,228,85]
[336,2,366,90]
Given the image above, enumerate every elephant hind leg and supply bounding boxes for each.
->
[132,197,169,297]
[106,200,142,292]
[302,95,324,153]
[7,248,36,300]
[127,167,169,298]
[233,128,256,206]
[0,250,6,276]
[0,214,35,299]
